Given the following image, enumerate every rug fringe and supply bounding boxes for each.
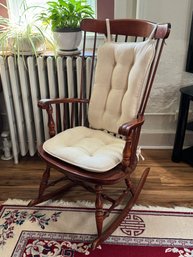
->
[2,199,193,212]
[3,199,97,207]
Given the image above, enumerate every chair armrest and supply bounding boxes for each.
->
[38,97,89,137]
[38,97,89,109]
[118,115,145,171]
[118,115,145,137]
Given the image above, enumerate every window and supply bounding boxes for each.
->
[7,0,124,21]
[25,0,96,11]
[85,0,96,17]
[7,0,97,22]
[6,0,135,26]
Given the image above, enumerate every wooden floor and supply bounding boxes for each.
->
[0,149,193,207]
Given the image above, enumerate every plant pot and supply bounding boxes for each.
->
[8,35,45,55]
[53,27,82,51]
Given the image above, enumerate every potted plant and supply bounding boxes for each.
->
[39,0,94,52]
[0,1,54,56]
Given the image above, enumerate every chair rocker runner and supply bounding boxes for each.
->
[29,19,170,249]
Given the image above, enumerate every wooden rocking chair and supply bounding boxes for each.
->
[29,19,170,249]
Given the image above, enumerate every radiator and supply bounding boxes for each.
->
[0,55,93,163]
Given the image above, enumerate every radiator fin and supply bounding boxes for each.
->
[0,55,92,163]
[0,57,19,163]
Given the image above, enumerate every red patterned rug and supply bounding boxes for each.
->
[0,200,193,257]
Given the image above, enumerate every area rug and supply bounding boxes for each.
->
[0,200,193,257]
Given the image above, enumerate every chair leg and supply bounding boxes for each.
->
[92,167,150,250]
[95,185,104,237]
[28,165,76,207]
[28,165,51,206]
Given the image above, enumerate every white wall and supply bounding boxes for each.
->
[137,0,193,112]
[133,0,193,147]
[105,0,193,147]
[115,0,137,18]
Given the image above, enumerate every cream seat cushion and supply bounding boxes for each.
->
[43,126,125,172]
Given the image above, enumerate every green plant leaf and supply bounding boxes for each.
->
[0,0,56,58]
[40,0,94,30]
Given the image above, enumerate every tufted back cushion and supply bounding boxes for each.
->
[88,40,156,133]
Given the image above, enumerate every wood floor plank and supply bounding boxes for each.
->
[0,150,193,207]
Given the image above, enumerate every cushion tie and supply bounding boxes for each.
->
[148,24,158,40]
[106,18,111,42]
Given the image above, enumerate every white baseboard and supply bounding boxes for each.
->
[139,113,193,148]
[140,130,193,149]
